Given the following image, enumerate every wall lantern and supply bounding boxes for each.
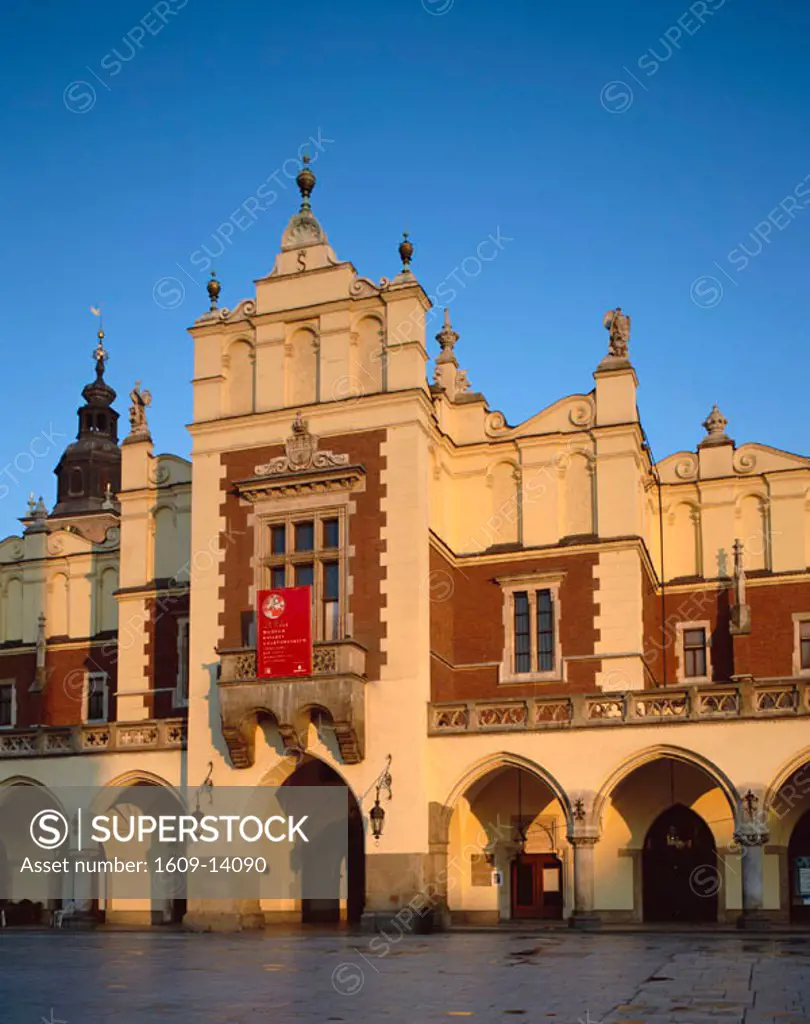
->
[367,754,392,843]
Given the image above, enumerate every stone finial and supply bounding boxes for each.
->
[700,404,732,447]
[207,270,221,311]
[27,492,36,516]
[128,381,152,439]
[435,308,459,365]
[602,306,631,360]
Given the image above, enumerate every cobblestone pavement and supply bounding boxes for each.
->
[0,930,808,1024]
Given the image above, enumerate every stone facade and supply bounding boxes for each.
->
[2,166,810,930]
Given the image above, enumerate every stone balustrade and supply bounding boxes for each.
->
[0,718,187,758]
[429,679,810,735]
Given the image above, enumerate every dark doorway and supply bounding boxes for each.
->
[282,757,365,924]
[510,853,564,919]
[788,809,810,923]
[643,804,717,922]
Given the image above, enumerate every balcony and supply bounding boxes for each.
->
[0,718,187,758]
[429,679,810,736]
[217,640,367,769]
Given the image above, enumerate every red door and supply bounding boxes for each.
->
[510,854,563,919]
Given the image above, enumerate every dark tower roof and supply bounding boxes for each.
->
[52,330,121,517]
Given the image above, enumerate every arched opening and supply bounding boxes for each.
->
[788,809,810,923]
[0,781,69,926]
[92,777,187,926]
[642,804,717,922]
[280,757,364,925]
[445,758,570,924]
[597,750,733,924]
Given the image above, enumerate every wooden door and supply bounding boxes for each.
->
[510,854,563,919]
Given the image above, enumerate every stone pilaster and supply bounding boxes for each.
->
[734,822,770,930]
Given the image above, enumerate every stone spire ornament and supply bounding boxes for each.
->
[700,404,732,447]
[432,309,472,400]
[602,306,631,360]
[207,270,221,311]
[435,308,459,365]
[729,536,752,637]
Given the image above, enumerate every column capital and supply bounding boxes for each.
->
[734,825,770,848]
[567,828,600,847]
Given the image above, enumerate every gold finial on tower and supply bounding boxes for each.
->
[207,270,221,311]
[296,154,316,212]
[398,230,414,271]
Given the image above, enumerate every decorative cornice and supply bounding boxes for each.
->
[235,465,365,503]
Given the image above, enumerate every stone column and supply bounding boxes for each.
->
[735,822,770,929]
[568,831,600,929]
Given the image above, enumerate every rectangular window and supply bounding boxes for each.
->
[683,628,707,678]
[85,673,108,723]
[175,616,189,706]
[323,561,340,642]
[801,621,810,671]
[262,512,346,643]
[536,589,554,672]
[513,591,531,674]
[270,525,286,556]
[512,589,556,675]
[323,518,339,550]
[0,684,14,728]
[294,521,315,552]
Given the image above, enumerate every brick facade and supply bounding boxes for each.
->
[219,429,388,680]
[430,544,601,701]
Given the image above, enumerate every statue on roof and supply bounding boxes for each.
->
[603,306,631,359]
[129,380,152,436]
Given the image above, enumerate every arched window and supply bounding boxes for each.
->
[4,578,23,641]
[69,467,84,497]
[226,340,254,416]
[355,317,384,395]
[288,329,318,407]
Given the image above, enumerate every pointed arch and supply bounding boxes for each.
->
[443,751,573,827]
[593,744,738,825]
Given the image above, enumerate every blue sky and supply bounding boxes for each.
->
[0,0,808,537]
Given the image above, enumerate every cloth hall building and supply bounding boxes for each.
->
[1,161,810,931]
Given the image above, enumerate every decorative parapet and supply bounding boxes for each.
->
[0,718,187,759]
[219,641,366,683]
[428,680,810,735]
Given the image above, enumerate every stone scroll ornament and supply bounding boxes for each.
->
[603,307,631,358]
[254,412,350,476]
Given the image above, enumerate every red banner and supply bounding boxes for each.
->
[256,587,312,679]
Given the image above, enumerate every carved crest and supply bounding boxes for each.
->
[254,413,350,476]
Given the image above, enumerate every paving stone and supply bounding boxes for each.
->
[0,930,808,1024]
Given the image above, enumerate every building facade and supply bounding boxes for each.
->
[2,162,810,929]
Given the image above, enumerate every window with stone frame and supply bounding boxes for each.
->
[84,672,109,723]
[792,614,810,676]
[260,511,346,643]
[499,575,563,684]
[175,615,190,706]
[0,682,15,728]
[675,621,712,682]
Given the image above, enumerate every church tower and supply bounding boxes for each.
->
[52,327,121,520]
